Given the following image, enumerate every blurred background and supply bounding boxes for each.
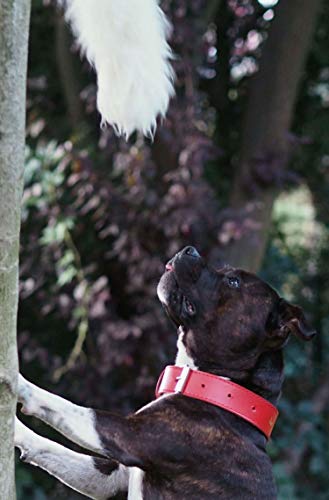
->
[16,0,329,498]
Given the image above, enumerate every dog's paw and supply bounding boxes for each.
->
[14,417,32,462]
[0,371,15,394]
[17,374,31,402]
[17,374,37,416]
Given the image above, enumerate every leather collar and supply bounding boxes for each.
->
[155,365,278,439]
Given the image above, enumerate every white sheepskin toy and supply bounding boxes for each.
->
[60,0,175,138]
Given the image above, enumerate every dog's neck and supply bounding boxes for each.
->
[244,350,284,405]
[175,328,198,369]
[175,328,230,380]
[175,327,283,405]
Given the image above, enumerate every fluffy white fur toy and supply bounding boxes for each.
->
[60,0,175,138]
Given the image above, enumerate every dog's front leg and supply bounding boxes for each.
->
[17,374,108,456]
[17,374,160,469]
[15,418,129,500]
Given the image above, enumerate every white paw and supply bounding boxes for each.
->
[15,417,26,445]
[17,374,38,416]
[14,417,32,461]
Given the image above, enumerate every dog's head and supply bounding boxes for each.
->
[157,246,316,380]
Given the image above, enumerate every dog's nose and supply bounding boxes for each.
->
[182,246,200,258]
[165,247,202,272]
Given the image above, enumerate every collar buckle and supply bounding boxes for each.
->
[174,366,191,393]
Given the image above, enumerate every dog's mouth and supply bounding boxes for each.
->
[159,276,196,329]
[157,250,200,328]
[165,262,173,272]
[165,288,196,328]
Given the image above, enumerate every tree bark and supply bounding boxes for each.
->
[0,1,31,498]
[221,0,322,272]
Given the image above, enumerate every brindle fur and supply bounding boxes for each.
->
[16,247,315,499]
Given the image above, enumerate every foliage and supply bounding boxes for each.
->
[16,0,329,498]
[263,188,329,499]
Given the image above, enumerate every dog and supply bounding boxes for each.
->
[15,246,315,499]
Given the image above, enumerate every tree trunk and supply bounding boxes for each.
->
[0,1,31,498]
[55,10,84,130]
[221,0,322,272]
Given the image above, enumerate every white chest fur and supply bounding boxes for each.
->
[127,329,197,498]
[175,328,198,369]
[128,467,144,500]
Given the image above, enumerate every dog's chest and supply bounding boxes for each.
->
[128,467,144,500]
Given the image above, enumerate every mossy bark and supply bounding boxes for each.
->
[0,1,31,498]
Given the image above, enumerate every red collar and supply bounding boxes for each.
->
[155,365,278,439]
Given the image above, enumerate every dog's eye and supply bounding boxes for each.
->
[227,277,240,289]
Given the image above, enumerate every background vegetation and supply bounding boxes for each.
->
[16,0,329,498]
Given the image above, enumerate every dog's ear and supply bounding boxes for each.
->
[266,299,316,348]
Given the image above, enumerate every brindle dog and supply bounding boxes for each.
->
[15,246,315,499]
